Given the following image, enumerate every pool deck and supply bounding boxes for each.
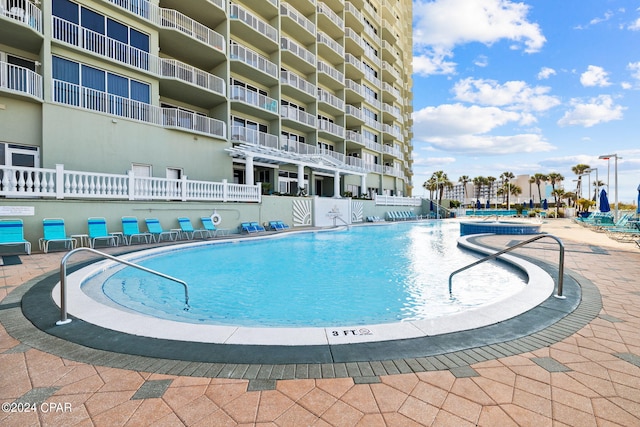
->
[1,219,640,426]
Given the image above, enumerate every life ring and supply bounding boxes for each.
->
[211,212,222,225]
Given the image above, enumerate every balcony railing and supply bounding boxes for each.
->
[318,119,345,138]
[317,60,344,84]
[345,105,363,120]
[0,164,259,202]
[345,79,362,96]
[317,31,344,57]
[229,42,278,78]
[281,105,316,127]
[229,3,278,43]
[280,2,316,35]
[280,37,316,67]
[317,3,344,31]
[230,85,278,114]
[231,126,280,149]
[103,0,225,53]
[52,79,225,138]
[0,61,42,99]
[1,0,42,32]
[317,88,344,110]
[280,69,316,97]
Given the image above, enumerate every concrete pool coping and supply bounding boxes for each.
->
[53,229,552,346]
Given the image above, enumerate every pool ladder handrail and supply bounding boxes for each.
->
[449,233,565,298]
[56,247,189,326]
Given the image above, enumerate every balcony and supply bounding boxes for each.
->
[230,85,279,119]
[229,3,278,52]
[344,54,364,80]
[318,118,345,140]
[345,105,364,126]
[346,130,363,146]
[160,0,226,29]
[344,3,363,33]
[381,40,400,63]
[51,79,225,138]
[382,125,403,143]
[159,59,226,107]
[344,79,364,103]
[280,69,316,102]
[317,3,344,38]
[382,82,401,101]
[382,61,400,82]
[0,61,42,101]
[317,60,344,90]
[382,103,402,121]
[317,31,344,64]
[280,37,316,74]
[280,2,316,45]
[229,41,278,85]
[381,19,399,44]
[231,126,281,151]
[281,105,316,131]
[344,28,364,57]
[0,0,42,52]
[317,88,344,115]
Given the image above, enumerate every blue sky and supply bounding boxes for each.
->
[411,0,640,204]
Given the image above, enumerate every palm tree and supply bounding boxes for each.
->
[530,173,547,206]
[422,177,437,200]
[547,172,564,210]
[458,175,470,204]
[571,164,590,199]
[552,188,565,216]
[430,170,452,207]
[592,179,605,201]
[472,176,485,204]
[563,191,577,208]
[500,171,515,207]
[486,176,496,207]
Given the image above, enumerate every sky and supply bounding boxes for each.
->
[411,0,640,205]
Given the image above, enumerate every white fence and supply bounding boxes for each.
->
[374,194,423,206]
[0,164,261,202]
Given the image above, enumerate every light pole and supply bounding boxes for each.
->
[599,154,621,220]
[584,168,598,210]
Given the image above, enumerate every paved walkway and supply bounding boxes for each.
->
[1,219,639,426]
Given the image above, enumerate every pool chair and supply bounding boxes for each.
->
[87,217,119,248]
[250,222,266,232]
[39,218,76,253]
[268,220,290,231]
[240,222,258,233]
[177,217,208,240]
[121,217,152,245]
[200,217,230,238]
[0,219,31,255]
[144,218,178,242]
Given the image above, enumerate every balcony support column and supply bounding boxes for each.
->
[360,174,367,197]
[297,164,305,195]
[246,155,254,185]
[333,170,341,198]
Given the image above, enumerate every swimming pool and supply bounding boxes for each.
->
[58,221,555,345]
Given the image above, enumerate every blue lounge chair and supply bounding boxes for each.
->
[200,217,230,237]
[145,218,178,242]
[87,217,118,248]
[240,222,258,233]
[250,222,266,232]
[177,217,208,239]
[39,218,76,253]
[121,217,151,245]
[0,219,31,255]
[268,220,290,231]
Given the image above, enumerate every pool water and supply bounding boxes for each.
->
[86,222,527,327]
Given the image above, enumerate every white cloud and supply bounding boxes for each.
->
[580,65,611,87]
[413,51,457,76]
[412,104,555,154]
[628,17,640,30]
[537,67,556,80]
[628,61,640,81]
[557,95,625,127]
[413,0,546,75]
[452,78,561,113]
[474,55,489,67]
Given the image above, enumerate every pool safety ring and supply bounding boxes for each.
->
[211,211,222,225]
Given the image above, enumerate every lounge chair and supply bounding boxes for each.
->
[250,222,266,232]
[39,218,76,253]
[145,218,178,242]
[200,217,230,238]
[87,217,119,248]
[177,217,208,239]
[0,219,31,255]
[268,220,290,231]
[240,222,257,233]
[121,217,152,245]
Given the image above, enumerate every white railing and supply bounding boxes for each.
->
[229,41,278,78]
[383,82,401,99]
[1,0,42,32]
[346,130,362,144]
[317,88,344,110]
[317,31,344,57]
[344,54,363,73]
[345,28,363,48]
[280,2,316,35]
[281,105,316,127]
[280,37,316,67]
[52,17,225,96]
[318,119,345,138]
[162,109,226,138]
[231,126,280,149]
[345,105,363,120]
[318,60,344,83]
[345,79,362,96]
[375,194,422,207]
[229,3,278,43]
[230,85,278,114]
[0,164,260,202]
[280,69,316,97]
[344,2,362,21]
[317,3,344,30]
[0,61,42,99]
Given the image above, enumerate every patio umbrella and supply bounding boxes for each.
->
[636,184,639,215]
[476,199,481,209]
[529,199,534,209]
[543,199,548,210]
[599,189,610,213]
[486,200,490,209]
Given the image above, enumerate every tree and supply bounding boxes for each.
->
[530,173,547,206]
[500,171,515,207]
[422,177,437,200]
[571,164,590,199]
[563,191,577,208]
[430,170,452,207]
[486,176,496,206]
[547,172,564,210]
[458,175,470,203]
[592,179,605,201]
[472,176,485,202]
[552,188,565,216]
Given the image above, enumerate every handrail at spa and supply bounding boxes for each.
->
[56,247,189,325]
[449,233,565,298]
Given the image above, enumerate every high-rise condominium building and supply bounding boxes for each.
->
[1,0,413,197]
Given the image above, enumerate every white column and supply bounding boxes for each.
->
[360,174,367,197]
[297,164,305,194]
[245,156,254,185]
[333,170,341,198]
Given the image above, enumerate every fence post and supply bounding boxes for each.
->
[256,182,262,203]
[181,175,188,201]
[222,179,228,202]
[55,164,65,199]
[127,170,135,200]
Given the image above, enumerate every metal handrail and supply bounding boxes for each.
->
[449,234,565,298]
[56,247,189,325]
